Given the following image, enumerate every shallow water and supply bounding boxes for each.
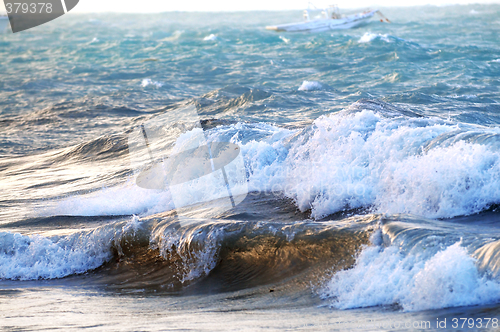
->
[1,4,500,331]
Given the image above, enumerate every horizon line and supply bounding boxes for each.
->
[1,2,498,15]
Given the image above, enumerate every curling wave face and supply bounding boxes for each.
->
[0,195,376,288]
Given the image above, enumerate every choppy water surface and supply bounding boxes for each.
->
[1,5,500,331]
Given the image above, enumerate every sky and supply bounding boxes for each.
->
[1,0,499,14]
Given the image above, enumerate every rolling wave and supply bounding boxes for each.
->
[0,195,376,285]
[5,98,500,221]
[321,214,500,311]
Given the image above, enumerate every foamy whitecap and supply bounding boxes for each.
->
[452,94,477,99]
[0,231,111,280]
[0,216,147,280]
[298,80,324,91]
[358,32,391,44]
[243,106,500,219]
[141,79,164,88]
[279,35,290,43]
[203,34,218,41]
[40,105,500,221]
[321,243,500,311]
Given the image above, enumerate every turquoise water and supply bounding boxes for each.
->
[1,5,500,330]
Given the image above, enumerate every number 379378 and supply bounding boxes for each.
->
[6,3,53,14]
[451,318,498,329]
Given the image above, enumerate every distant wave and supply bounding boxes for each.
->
[203,34,218,41]
[141,78,164,88]
[358,32,391,44]
[357,32,421,50]
[298,80,324,91]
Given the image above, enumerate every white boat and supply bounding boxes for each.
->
[266,5,389,33]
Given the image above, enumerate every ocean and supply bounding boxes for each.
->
[1,4,500,331]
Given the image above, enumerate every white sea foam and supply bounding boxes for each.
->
[492,59,500,63]
[0,216,146,280]
[122,214,143,234]
[321,242,500,311]
[203,34,218,41]
[0,231,111,280]
[298,80,324,91]
[279,35,290,43]
[154,224,222,283]
[141,79,164,88]
[358,32,391,44]
[453,94,477,99]
[45,181,175,217]
[242,108,500,219]
[43,108,500,221]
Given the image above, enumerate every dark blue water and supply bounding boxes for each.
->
[1,5,500,331]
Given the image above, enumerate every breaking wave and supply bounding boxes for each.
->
[321,216,500,311]
[40,99,500,221]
